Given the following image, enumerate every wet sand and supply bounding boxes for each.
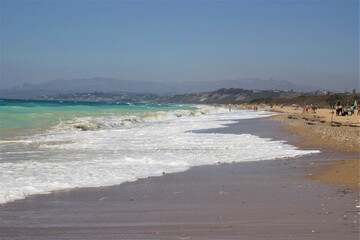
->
[310,159,359,190]
[0,119,359,239]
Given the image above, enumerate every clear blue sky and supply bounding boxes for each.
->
[1,0,358,91]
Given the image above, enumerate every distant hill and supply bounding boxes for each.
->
[35,88,359,109]
[171,78,318,93]
[167,88,301,104]
[0,77,320,99]
[36,88,301,104]
[168,88,359,108]
[0,78,167,98]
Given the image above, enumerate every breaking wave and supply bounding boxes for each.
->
[52,109,210,131]
[0,106,320,204]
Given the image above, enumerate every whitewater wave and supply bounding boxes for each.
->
[0,107,319,204]
[51,108,211,132]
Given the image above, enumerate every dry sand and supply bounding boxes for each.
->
[0,111,359,239]
[261,105,359,191]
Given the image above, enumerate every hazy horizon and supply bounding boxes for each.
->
[1,0,359,91]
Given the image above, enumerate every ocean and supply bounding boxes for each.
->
[0,99,319,204]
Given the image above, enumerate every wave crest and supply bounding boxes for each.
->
[53,109,208,132]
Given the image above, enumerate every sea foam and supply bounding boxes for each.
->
[0,107,319,204]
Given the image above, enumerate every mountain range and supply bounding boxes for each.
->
[0,77,321,99]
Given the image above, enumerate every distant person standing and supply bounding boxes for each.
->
[229,104,232,112]
[336,105,343,116]
[305,105,309,113]
[311,104,317,113]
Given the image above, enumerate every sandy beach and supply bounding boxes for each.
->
[0,110,359,239]
[1,0,358,239]
[264,105,359,191]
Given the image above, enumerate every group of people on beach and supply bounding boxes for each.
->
[225,101,359,116]
[303,104,317,114]
[335,101,359,116]
[227,104,259,112]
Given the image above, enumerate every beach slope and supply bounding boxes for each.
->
[0,118,359,239]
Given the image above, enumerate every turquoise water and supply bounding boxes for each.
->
[0,99,194,139]
[0,101,320,204]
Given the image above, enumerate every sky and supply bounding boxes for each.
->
[0,0,359,91]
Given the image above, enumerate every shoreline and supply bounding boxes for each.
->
[261,105,359,191]
[0,114,359,239]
